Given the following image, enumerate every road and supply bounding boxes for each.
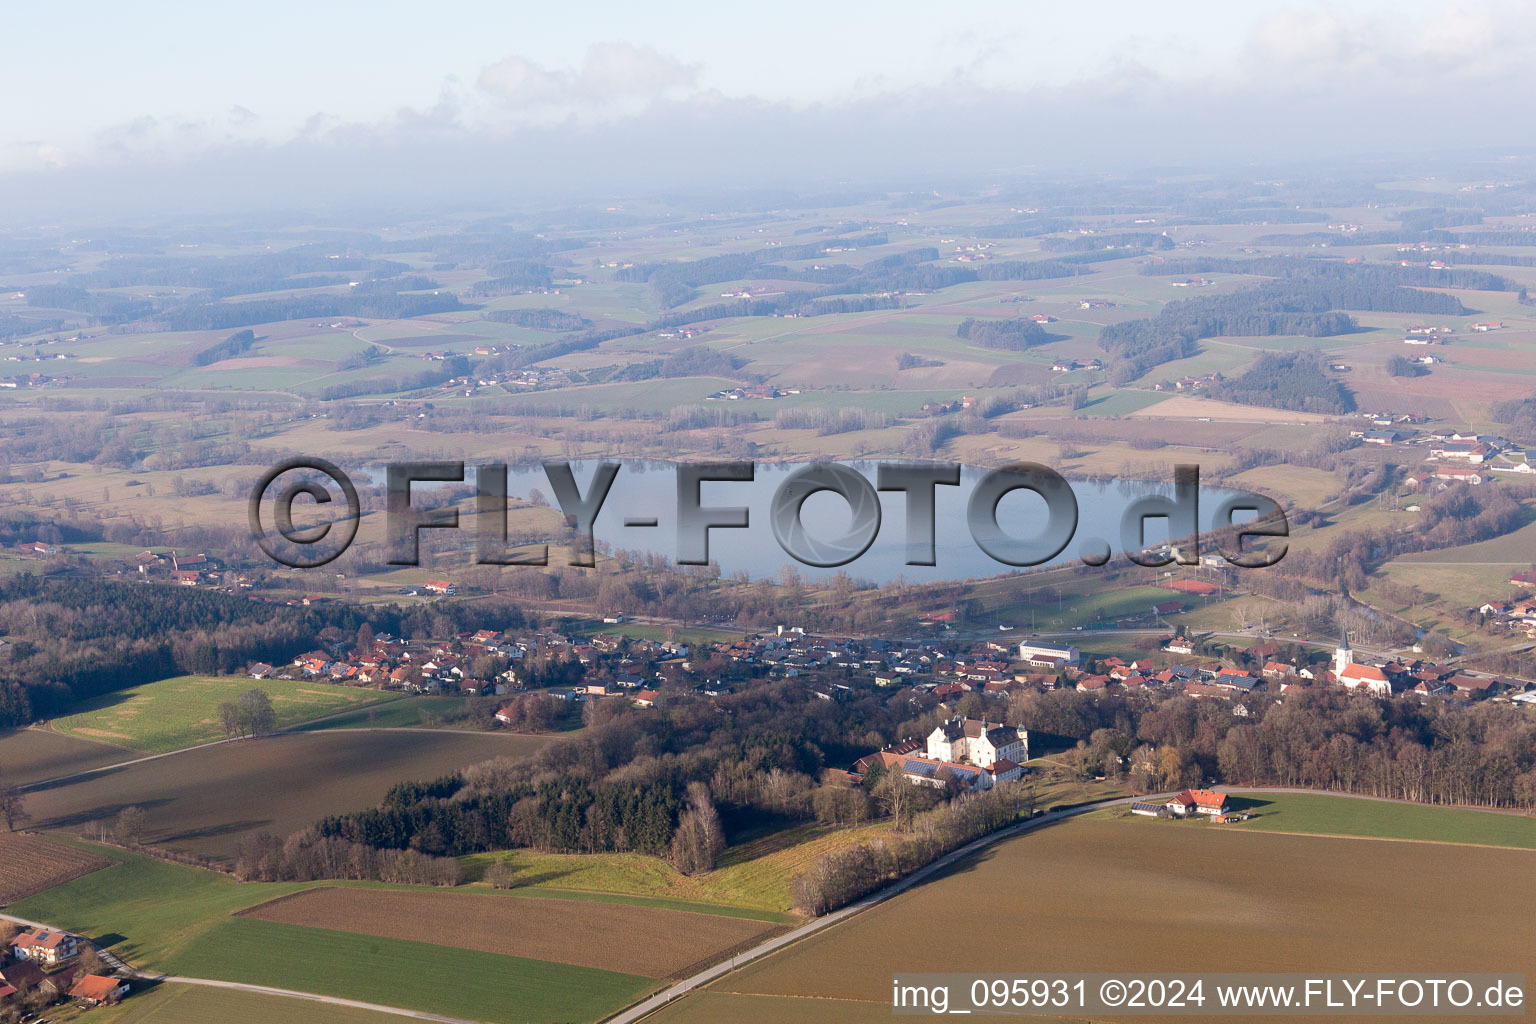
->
[603,792,1144,1024]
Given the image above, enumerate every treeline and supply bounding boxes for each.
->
[1277,483,1527,593]
[1103,260,1492,378]
[318,356,470,401]
[486,307,590,331]
[192,329,256,366]
[0,576,384,723]
[311,677,924,865]
[596,345,748,384]
[1035,686,1536,811]
[957,317,1052,350]
[1491,392,1536,438]
[1140,255,1514,295]
[160,290,467,332]
[467,259,554,296]
[67,249,409,291]
[0,314,63,340]
[1209,351,1355,414]
[773,407,890,435]
[25,283,151,323]
[234,828,464,885]
[1041,232,1173,252]
[790,785,1032,916]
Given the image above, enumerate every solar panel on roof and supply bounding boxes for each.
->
[903,759,937,776]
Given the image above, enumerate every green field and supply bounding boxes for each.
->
[49,675,394,753]
[96,984,411,1024]
[167,918,652,1024]
[1224,792,1536,849]
[463,821,897,915]
[286,695,471,731]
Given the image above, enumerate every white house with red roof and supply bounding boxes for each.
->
[1166,788,1229,816]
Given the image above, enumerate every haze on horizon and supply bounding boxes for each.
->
[6,0,1536,220]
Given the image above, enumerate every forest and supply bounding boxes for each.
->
[1209,351,1355,414]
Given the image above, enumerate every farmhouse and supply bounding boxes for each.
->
[11,928,79,966]
[1167,789,1229,816]
[69,974,129,1006]
[424,579,457,595]
[925,716,1028,767]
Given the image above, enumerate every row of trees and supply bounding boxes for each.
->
[790,785,1033,916]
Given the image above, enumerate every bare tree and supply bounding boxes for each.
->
[0,768,28,831]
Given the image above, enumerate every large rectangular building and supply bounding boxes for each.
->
[1018,640,1080,667]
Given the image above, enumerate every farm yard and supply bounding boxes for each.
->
[23,730,551,860]
[0,831,111,903]
[47,675,398,754]
[646,812,1536,1023]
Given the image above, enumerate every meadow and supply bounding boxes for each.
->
[91,984,412,1024]
[1222,792,1536,848]
[167,918,653,1024]
[48,675,397,753]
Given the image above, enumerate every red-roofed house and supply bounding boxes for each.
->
[69,974,129,1005]
[11,928,79,966]
[1338,662,1390,698]
[1167,788,1229,816]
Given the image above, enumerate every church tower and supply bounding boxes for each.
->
[1333,631,1352,676]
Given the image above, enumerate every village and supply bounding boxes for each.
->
[1,922,132,1017]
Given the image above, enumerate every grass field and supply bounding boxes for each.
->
[462,821,898,915]
[0,831,111,903]
[647,815,1536,1023]
[285,695,472,731]
[167,918,653,1024]
[1222,792,1536,848]
[239,885,783,977]
[26,730,550,860]
[92,984,412,1024]
[49,675,395,753]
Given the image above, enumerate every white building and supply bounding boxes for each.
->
[926,716,1028,767]
[1018,640,1080,667]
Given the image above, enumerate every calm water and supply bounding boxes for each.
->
[475,460,1252,584]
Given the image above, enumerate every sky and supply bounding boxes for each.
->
[5,0,1534,216]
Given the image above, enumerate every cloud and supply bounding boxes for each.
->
[478,43,698,108]
[35,144,68,169]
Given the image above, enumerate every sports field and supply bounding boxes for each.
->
[49,675,395,753]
